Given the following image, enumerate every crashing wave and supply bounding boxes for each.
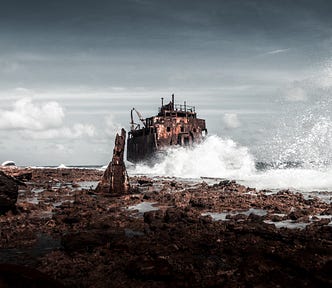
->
[1,160,16,167]
[57,164,68,169]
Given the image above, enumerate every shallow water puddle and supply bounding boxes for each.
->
[0,233,61,264]
[264,220,310,230]
[127,202,159,213]
[26,197,39,204]
[301,191,332,204]
[31,188,44,194]
[125,228,145,237]
[202,208,267,221]
[201,212,229,221]
[76,181,99,190]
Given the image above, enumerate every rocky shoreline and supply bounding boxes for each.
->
[0,167,331,287]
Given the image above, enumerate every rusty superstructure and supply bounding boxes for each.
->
[127,94,207,163]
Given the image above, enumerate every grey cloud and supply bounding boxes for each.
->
[265,49,290,55]
[0,0,332,165]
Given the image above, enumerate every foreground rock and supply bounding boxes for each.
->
[0,167,330,287]
[0,264,64,288]
[0,170,19,213]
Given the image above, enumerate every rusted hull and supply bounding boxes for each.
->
[127,133,156,163]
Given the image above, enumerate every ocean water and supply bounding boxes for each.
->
[129,95,332,193]
[24,101,332,195]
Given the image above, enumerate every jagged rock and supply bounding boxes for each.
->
[0,167,331,288]
[0,264,64,288]
[96,128,130,194]
[127,257,173,281]
[0,170,19,213]
[15,172,33,182]
[289,209,308,220]
[137,177,153,186]
[61,230,125,252]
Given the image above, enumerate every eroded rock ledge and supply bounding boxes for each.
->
[0,167,330,287]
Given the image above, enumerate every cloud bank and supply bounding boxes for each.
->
[24,124,96,139]
[284,86,307,102]
[266,48,290,55]
[0,97,64,130]
[0,97,95,139]
[223,113,241,129]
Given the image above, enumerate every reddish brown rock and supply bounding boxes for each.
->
[0,170,19,213]
[96,128,130,194]
[0,264,64,288]
[0,167,331,288]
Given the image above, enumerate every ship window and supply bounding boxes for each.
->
[167,127,171,132]
[193,128,196,133]
[181,126,184,132]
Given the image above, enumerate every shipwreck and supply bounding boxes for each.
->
[127,94,207,163]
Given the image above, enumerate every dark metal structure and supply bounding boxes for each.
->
[127,94,207,163]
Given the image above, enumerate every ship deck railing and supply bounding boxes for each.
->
[158,104,195,113]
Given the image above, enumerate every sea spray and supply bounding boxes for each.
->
[131,135,256,179]
[270,114,332,169]
[128,88,332,192]
[129,135,332,192]
[247,167,332,192]
[264,92,332,169]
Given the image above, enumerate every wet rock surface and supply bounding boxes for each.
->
[0,167,331,287]
[0,170,20,213]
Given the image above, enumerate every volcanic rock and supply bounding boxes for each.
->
[0,264,64,288]
[0,170,19,213]
[61,230,125,252]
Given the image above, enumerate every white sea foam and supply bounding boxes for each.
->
[57,163,67,168]
[129,135,332,192]
[244,168,332,191]
[1,160,16,167]
[132,135,256,179]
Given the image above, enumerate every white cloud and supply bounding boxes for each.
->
[105,115,123,137]
[265,48,290,55]
[316,58,332,88]
[0,59,23,73]
[14,87,33,95]
[24,123,96,139]
[0,97,64,130]
[54,144,74,154]
[0,97,96,140]
[223,113,241,129]
[284,86,307,102]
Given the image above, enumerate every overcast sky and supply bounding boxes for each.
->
[1,0,332,166]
